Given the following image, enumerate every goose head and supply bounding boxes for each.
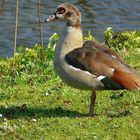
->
[45,3,81,27]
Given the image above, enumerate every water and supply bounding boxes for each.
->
[0,0,140,57]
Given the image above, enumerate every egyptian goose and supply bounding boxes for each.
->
[45,3,140,116]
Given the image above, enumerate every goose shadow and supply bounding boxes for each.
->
[0,105,84,119]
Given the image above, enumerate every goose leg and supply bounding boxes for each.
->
[88,91,96,117]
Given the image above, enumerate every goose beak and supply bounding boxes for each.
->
[45,14,58,22]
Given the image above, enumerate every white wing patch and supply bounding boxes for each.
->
[69,65,105,80]
[69,65,96,77]
[69,65,79,71]
[111,68,115,72]
[111,55,117,59]
[69,65,116,82]
[97,75,106,80]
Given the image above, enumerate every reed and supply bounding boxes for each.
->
[13,0,19,64]
[0,0,5,14]
[37,0,44,58]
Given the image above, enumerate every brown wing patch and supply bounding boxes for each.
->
[65,47,116,77]
[83,41,123,62]
[65,46,140,90]
[112,69,140,90]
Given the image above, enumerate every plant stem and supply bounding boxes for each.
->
[13,0,19,63]
[0,0,5,14]
[38,0,44,58]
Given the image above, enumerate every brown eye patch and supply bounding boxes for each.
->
[66,12,72,17]
[57,7,66,14]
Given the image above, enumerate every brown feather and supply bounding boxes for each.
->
[112,69,140,90]
[83,41,124,62]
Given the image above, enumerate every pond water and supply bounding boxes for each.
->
[0,0,140,57]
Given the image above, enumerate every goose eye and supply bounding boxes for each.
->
[57,7,66,14]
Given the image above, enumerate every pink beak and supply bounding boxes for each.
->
[45,14,58,22]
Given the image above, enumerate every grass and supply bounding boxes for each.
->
[0,29,140,140]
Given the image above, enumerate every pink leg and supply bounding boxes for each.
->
[88,91,96,117]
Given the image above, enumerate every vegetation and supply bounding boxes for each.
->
[0,29,140,140]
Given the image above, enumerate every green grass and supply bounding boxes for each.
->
[0,29,140,140]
